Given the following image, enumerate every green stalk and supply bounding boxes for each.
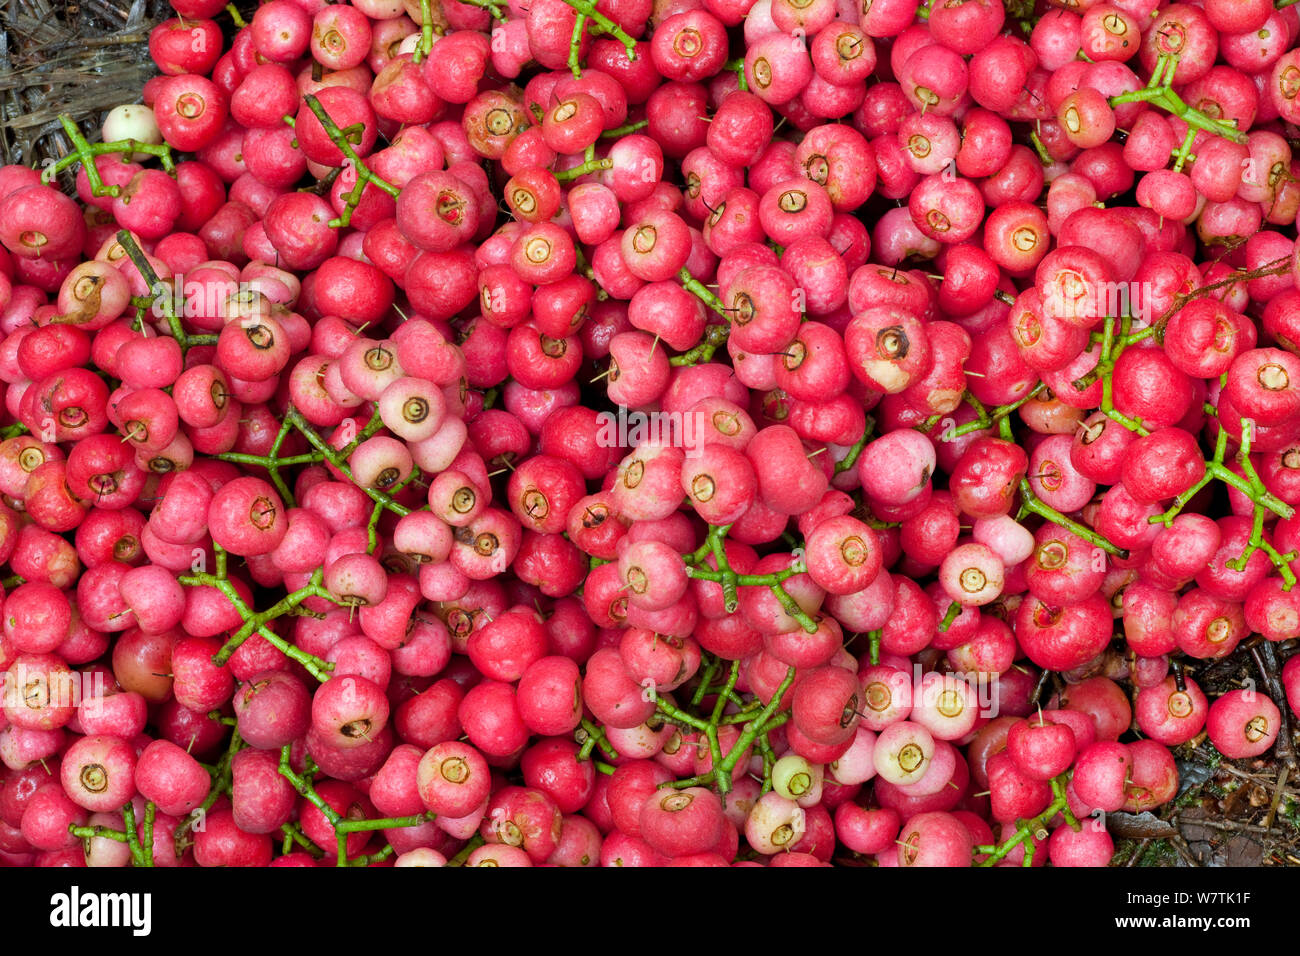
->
[1020,485,1129,558]
[278,744,342,826]
[446,835,485,867]
[710,660,741,728]
[835,418,874,473]
[601,119,649,138]
[286,407,412,518]
[115,231,187,350]
[724,56,748,91]
[556,0,637,57]
[669,323,730,365]
[281,822,323,857]
[768,582,819,634]
[413,0,433,62]
[300,96,400,228]
[706,524,739,613]
[178,566,337,677]
[69,824,128,843]
[690,657,720,708]
[122,802,145,867]
[43,114,176,190]
[677,268,730,319]
[975,772,1074,866]
[555,155,613,181]
[577,718,619,760]
[140,803,156,867]
[937,601,962,632]
[716,667,796,781]
[455,0,506,19]
[568,12,589,77]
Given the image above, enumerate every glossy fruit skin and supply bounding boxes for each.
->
[1207,689,1282,759]
[1072,741,1132,814]
[1015,593,1113,672]
[948,439,1028,519]
[207,477,288,556]
[11,0,1300,873]
[134,739,211,816]
[1006,716,1076,782]
[233,671,312,749]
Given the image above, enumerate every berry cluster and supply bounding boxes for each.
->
[1,0,1300,868]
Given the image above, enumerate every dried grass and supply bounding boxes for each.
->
[0,0,169,173]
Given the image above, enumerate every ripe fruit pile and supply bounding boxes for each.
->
[2,0,1300,868]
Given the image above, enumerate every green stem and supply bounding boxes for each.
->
[281,822,323,857]
[677,268,730,319]
[300,95,400,229]
[569,12,589,78]
[937,601,962,632]
[43,114,176,190]
[122,802,145,867]
[278,744,342,827]
[835,417,874,473]
[757,732,775,792]
[337,813,434,834]
[347,844,396,866]
[286,407,412,518]
[69,824,128,843]
[1207,461,1294,521]
[653,693,712,732]
[115,231,187,350]
[263,413,298,508]
[704,524,739,613]
[1109,54,1246,143]
[669,322,729,366]
[717,667,796,780]
[705,725,728,794]
[446,835,485,867]
[724,56,748,91]
[1027,129,1053,166]
[1051,776,1080,831]
[710,659,741,728]
[601,119,649,138]
[577,718,618,761]
[1149,471,1213,527]
[976,772,1073,866]
[456,0,507,19]
[413,0,434,62]
[367,468,420,553]
[140,803,155,867]
[719,703,764,724]
[1171,123,1198,174]
[179,566,336,677]
[768,582,819,634]
[690,657,720,708]
[1020,484,1129,558]
[555,155,613,181]
[556,0,637,56]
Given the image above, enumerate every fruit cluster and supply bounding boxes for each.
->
[1,0,1299,868]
